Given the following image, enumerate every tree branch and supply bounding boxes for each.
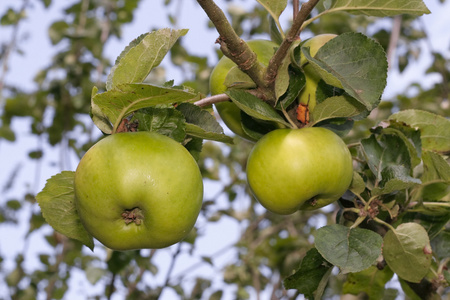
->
[106,272,117,300]
[196,0,268,90]
[198,0,320,103]
[264,0,320,87]
[155,243,182,300]
[194,93,229,107]
[293,0,300,19]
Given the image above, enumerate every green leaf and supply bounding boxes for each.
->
[85,266,107,285]
[317,0,430,17]
[184,137,203,161]
[311,95,366,125]
[36,171,94,250]
[414,150,450,214]
[40,0,51,8]
[29,150,43,159]
[314,224,383,273]
[131,107,186,142]
[315,118,354,137]
[388,109,450,155]
[256,0,287,18]
[399,212,450,241]
[342,266,394,299]
[185,124,233,144]
[177,103,221,134]
[223,66,256,90]
[269,16,283,45]
[315,80,346,104]
[0,125,16,141]
[177,103,233,144]
[209,290,224,300]
[383,222,432,283]
[226,89,291,127]
[274,51,297,102]
[256,0,287,36]
[360,133,413,182]
[372,165,421,196]
[107,28,188,90]
[92,83,200,132]
[28,213,46,235]
[241,112,279,141]
[444,270,450,285]
[302,32,388,111]
[48,20,69,45]
[0,8,25,26]
[107,250,137,273]
[275,64,305,109]
[431,230,450,260]
[349,171,365,196]
[283,248,332,298]
[398,279,423,300]
[385,121,422,168]
[421,150,450,183]
[90,86,113,134]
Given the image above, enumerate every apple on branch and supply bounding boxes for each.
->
[74,131,204,250]
[246,127,353,214]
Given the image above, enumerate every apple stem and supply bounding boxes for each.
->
[346,142,361,149]
[281,108,299,129]
[373,217,396,232]
[121,207,144,225]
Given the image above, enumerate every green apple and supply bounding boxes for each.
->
[74,131,203,250]
[246,127,353,214]
[209,39,279,141]
[298,34,337,112]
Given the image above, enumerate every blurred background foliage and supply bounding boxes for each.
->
[0,0,448,299]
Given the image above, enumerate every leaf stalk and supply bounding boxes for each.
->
[350,215,366,229]
[373,217,396,232]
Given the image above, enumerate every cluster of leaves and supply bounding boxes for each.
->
[91,28,232,147]
[223,31,388,141]
[1,0,449,299]
[285,109,450,299]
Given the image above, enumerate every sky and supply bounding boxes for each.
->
[0,0,449,299]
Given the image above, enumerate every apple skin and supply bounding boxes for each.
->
[298,34,337,112]
[246,127,353,214]
[74,132,203,250]
[210,40,279,141]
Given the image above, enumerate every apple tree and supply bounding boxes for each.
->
[1,0,449,299]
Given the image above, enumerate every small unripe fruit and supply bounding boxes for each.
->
[209,40,279,141]
[298,34,337,112]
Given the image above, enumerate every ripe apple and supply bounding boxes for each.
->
[209,39,279,141]
[298,34,337,112]
[246,127,353,214]
[74,131,203,250]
